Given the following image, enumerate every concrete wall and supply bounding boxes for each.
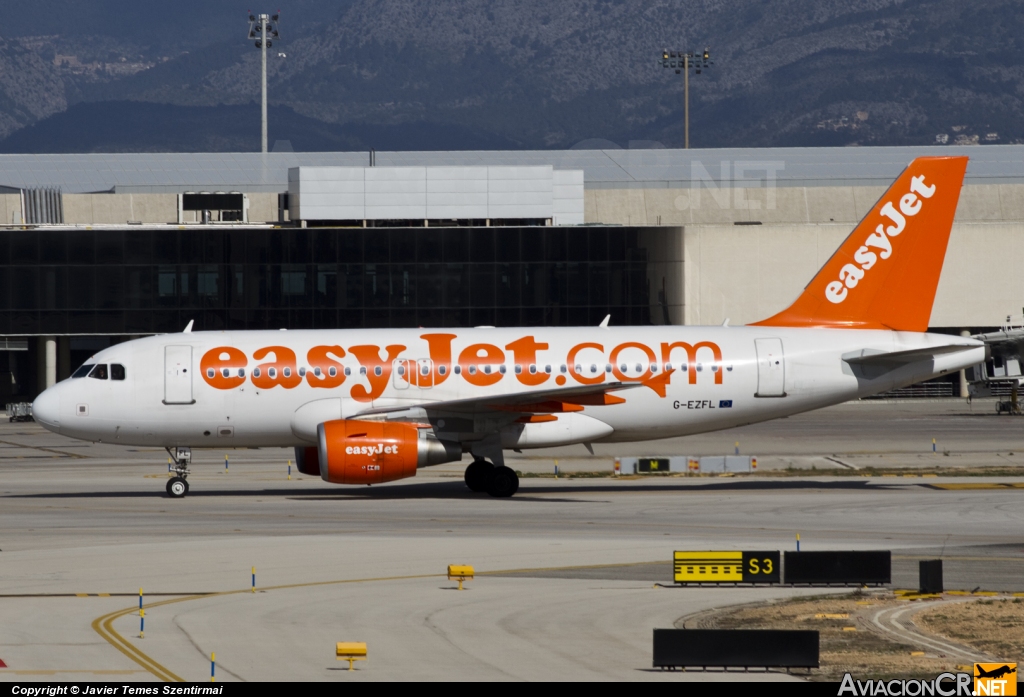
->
[248,193,281,223]
[680,222,1024,329]
[63,194,177,225]
[0,193,22,225]
[59,192,284,225]
[586,183,1024,226]
[639,227,685,325]
[0,181,1015,227]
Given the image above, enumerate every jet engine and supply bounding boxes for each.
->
[314,420,461,485]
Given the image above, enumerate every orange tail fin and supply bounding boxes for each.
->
[752,156,968,331]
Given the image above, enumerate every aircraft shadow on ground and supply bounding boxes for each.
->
[5,477,885,501]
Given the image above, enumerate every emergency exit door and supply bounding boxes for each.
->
[164,345,195,404]
[754,338,786,398]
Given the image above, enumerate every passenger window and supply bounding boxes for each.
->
[89,364,109,380]
[72,364,95,378]
[111,364,126,381]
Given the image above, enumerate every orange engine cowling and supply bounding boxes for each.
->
[316,419,461,485]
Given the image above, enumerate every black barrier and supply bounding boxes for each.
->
[653,629,819,669]
[182,192,244,211]
[919,559,943,594]
[783,551,890,585]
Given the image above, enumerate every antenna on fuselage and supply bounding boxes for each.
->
[183,320,194,334]
[599,314,611,329]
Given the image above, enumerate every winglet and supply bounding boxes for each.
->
[183,319,194,333]
[752,156,968,332]
[599,314,611,329]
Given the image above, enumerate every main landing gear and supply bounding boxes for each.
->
[464,458,519,498]
[165,446,191,499]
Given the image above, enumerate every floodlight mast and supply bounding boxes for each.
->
[660,48,713,149]
[248,11,281,153]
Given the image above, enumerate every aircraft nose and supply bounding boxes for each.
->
[32,386,61,432]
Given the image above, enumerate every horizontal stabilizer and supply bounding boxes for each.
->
[843,344,981,366]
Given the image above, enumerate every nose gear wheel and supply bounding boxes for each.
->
[166,476,189,498]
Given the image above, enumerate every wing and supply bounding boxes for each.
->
[352,381,642,420]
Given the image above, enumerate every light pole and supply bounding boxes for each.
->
[248,11,281,153]
[660,48,713,149]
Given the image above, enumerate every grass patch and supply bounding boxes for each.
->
[703,593,1019,681]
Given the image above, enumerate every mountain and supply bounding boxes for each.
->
[1,0,1023,151]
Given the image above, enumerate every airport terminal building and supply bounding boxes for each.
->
[1,145,1022,399]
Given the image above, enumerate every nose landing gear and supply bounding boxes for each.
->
[165,446,191,498]
[464,458,519,498]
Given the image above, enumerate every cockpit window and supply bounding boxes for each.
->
[111,364,126,381]
[72,364,95,378]
[88,364,109,380]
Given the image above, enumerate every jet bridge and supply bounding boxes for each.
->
[967,313,1024,411]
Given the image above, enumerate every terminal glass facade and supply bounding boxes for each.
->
[0,226,654,334]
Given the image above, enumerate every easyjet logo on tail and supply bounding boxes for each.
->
[825,174,936,304]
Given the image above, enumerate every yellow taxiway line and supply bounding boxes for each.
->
[91,572,444,682]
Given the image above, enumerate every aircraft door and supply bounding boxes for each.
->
[392,359,433,388]
[164,345,195,404]
[754,338,786,398]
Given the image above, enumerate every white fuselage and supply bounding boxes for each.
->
[32,326,983,452]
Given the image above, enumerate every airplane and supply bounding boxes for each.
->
[31,156,985,499]
[976,665,1016,680]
